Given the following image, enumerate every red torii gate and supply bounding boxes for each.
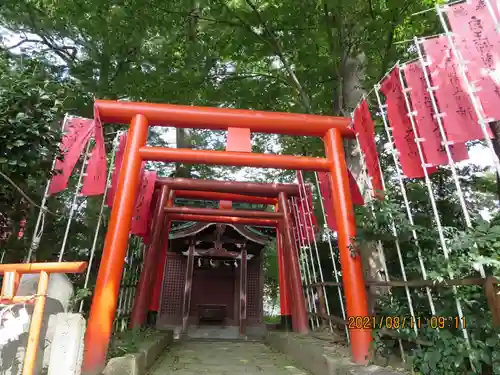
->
[82,100,371,374]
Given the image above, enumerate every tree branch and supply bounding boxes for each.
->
[367,0,376,19]
[4,38,40,50]
[243,0,312,111]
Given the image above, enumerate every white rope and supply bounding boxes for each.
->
[292,199,319,328]
[79,131,122,312]
[483,0,500,33]
[296,172,334,333]
[26,114,69,262]
[373,88,437,316]
[290,198,317,328]
[438,4,500,178]
[413,39,487,278]
[376,79,473,359]
[115,234,132,331]
[124,239,137,318]
[57,140,92,262]
[312,173,350,341]
[0,251,5,264]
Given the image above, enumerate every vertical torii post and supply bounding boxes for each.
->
[276,227,292,328]
[129,185,170,328]
[324,128,371,363]
[278,192,309,333]
[83,114,149,375]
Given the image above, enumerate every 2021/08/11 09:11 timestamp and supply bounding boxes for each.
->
[348,316,467,330]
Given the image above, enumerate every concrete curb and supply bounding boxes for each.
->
[102,331,173,375]
[265,332,409,375]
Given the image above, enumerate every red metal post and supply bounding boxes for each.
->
[324,128,371,364]
[181,243,195,335]
[165,206,283,219]
[158,177,300,197]
[150,191,174,313]
[130,185,170,328]
[140,147,329,171]
[82,114,149,375]
[239,246,247,336]
[276,229,292,328]
[173,190,277,205]
[168,214,278,226]
[278,192,309,334]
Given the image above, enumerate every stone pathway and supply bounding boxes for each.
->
[147,341,310,375]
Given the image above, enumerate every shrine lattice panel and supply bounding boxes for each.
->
[247,256,263,325]
[160,252,186,325]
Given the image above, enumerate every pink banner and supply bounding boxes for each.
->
[49,118,93,195]
[403,62,469,166]
[130,170,157,236]
[423,36,493,142]
[353,100,384,195]
[81,106,107,196]
[317,171,363,232]
[105,133,128,207]
[447,1,500,121]
[380,68,436,178]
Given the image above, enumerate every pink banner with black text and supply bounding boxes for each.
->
[353,100,384,196]
[316,171,364,232]
[423,36,493,143]
[130,170,157,236]
[403,61,469,166]
[81,105,107,196]
[447,1,500,122]
[380,68,437,178]
[295,172,319,245]
[105,133,128,207]
[49,118,94,195]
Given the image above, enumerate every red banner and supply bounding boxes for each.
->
[295,172,319,245]
[105,133,128,207]
[130,170,157,236]
[423,36,493,142]
[49,118,93,195]
[380,68,436,178]
[447,1,500,121]
[81,106,107,196]
[142,189,160,245]
[403,62,469,166]
[353,100,384,195]
[17,218,26,240]
[317,171,364,231]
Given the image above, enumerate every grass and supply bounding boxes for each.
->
[107,327,157,359]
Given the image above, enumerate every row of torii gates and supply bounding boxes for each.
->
[81,100,370,375]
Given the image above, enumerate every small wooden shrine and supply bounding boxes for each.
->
[157,221,272,337]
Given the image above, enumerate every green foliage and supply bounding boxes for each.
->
[353,165,500,374]
[262,237,279,309]
[107,328,157,359]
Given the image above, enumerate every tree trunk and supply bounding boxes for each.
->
[174,1,200,178]
[341,53,390,315]
[489,121,500,202]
